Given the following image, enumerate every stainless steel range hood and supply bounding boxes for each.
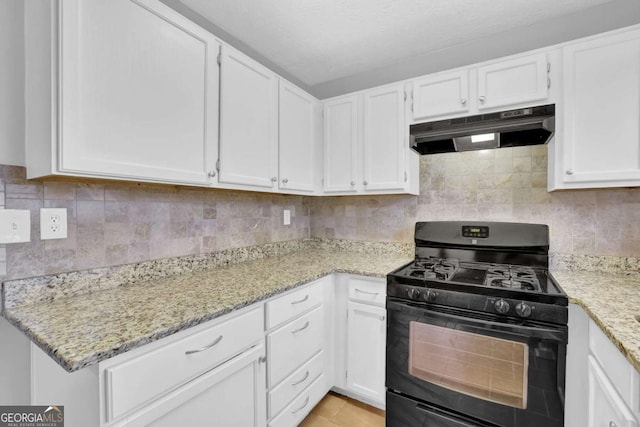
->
[410,104,555,155]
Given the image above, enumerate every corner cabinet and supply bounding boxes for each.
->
[25,0,220,186]
[549,27,640,190]
[323,85,418,195]
[218,46,279,190]
[278,82,321,193]
[323,95,360,193]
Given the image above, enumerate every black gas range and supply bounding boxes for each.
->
[386,221,568,427]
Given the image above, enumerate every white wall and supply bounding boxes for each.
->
[0,0,25,167]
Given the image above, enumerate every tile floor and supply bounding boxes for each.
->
[300,392,385,427]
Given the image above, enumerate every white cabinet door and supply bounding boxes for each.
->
[362,85,406,192]
[476,52,549,110]
[411,70,469,120]
[588,356,638,427]
[57,0,219,185]
[279,82,319,192]
[346,301,386,405]
[219,46,279,189]
[126,344,266,427]
[323,95,359,193]
[553,30,640,189]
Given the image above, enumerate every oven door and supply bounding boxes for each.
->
[386,298,567,427]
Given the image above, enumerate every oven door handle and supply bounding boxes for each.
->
[415,402,493,427]
[388,301,567,343]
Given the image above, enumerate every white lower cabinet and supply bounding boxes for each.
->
[268,375,327,427]
[566,304,640,427]
[265,278,332,424]
[345,301,386,403]
[124,343,266,427]
[588,355,638,427]
[333,275,386,409]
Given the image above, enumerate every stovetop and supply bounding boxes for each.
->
[389,257,566,303]
[397,257,548,293]
[387,221,568,323]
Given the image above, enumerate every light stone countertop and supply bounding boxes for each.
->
[3,248,412,372]
[552,269,640,373]
[3,245,640,375]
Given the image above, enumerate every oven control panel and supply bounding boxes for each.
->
[461,225,489,239]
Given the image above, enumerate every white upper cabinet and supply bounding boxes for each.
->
[323,96,359,193]
[323,85,419,195]
[477,52,549,110]
[25,0,219,185]
[218,46,279,189]
[362,85,406,191]
[409,51,551,122]
[550,28,640,190]
[412,70,470,120]
[279,82,320,193]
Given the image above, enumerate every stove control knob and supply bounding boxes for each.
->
[424,289,438,302]
[515,302,533,318]
[494,299,510,314]
[407,288,421,300]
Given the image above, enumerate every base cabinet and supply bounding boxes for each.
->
[265,278,332,423]
[333,275,386,409]
[565,304,640,427]
[124,344,266,427]
[588,356,638,427]
[345,301,386,403]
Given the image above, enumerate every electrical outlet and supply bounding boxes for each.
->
[40,208,68,240]
[283,209,291,226]
[0,209,31,243]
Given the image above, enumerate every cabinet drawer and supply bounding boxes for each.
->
[266,281,324,329]
[105,307,263,422]
[267,306,324,387]
[348,277,385,306]
[269,350,324,419]
[268,375,326,427]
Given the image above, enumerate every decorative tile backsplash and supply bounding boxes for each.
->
[0,166,309,281]
[3,144,640,282]
[310,145,640,258]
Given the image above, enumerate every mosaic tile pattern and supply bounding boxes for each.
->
[0,166,310,281]
[310,146,640,259]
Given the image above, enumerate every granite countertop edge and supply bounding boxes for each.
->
[3,250,640,375]
[2,258,397,372]
[551,269,640,374]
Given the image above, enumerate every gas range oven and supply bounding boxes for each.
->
[386,221,568,427]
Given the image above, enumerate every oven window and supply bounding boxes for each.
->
[408,321,529,409]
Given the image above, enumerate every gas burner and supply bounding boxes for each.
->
[485,265,540,291]
[411,258,459,281]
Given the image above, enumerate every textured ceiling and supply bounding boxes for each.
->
[179,0,612,86]
[163,0,640,97]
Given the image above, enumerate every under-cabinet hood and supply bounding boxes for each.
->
[410,104,555,155]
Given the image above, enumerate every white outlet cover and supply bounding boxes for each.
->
[40,208,68,240]
[283,209,291,226]
[0,209,31,244]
